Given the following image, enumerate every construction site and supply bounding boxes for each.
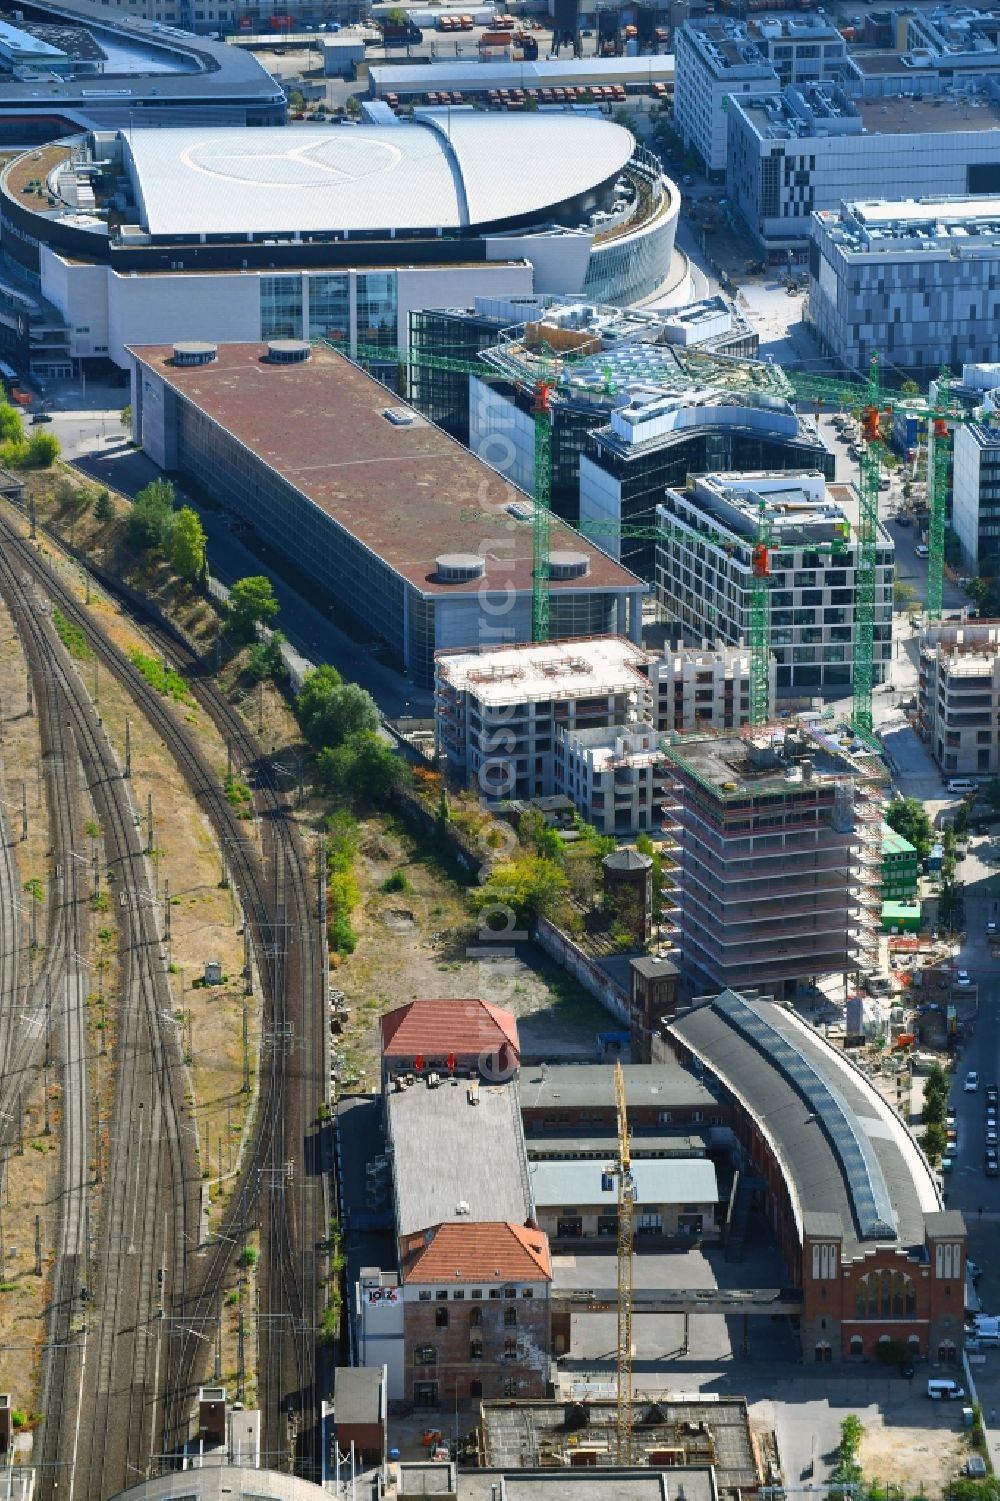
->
[662,723,886,998]
[476,1397,762,1493]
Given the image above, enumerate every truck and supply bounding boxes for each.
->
[379,18,422,42]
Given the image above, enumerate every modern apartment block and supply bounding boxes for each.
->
[952,415,1000,571]
[655,471,894,693]
[555,724,668,837]
[808,195,1000,375]
[663,728,871,996]
[435,638,654,801]
[727,83,1000,257]
[919,621,1000,777]
[409,292,759,486]
[674,15,847,175]
[434,637,771,813]
[647,644,775,732]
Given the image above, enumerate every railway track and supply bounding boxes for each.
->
[0,549,194,1501]
[0,802,21,1079]
[0,512,326,1480]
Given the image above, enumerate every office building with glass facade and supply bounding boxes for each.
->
[6,113,678,375]
[130,341,646,690]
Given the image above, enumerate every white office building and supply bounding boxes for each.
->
[727,82,1000,256]
[952,414,1000,572]
[655,471,894,694]
[674,15,846,175]
[809,194,1000,375]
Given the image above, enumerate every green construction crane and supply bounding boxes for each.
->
[324,339,971,737]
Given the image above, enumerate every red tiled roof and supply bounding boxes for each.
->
[380,998,520,1060]
[401,1221,552,1284]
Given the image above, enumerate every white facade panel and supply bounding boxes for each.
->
[108,270,261,367]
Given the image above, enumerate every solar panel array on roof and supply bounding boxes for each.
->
[716,991,897,1240]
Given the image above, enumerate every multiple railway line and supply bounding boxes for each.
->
[0,510,327,1493]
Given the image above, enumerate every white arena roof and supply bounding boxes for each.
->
[123,114,635,237]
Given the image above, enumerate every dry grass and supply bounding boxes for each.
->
[1,502,265,1252]
[859,1412,972,1497]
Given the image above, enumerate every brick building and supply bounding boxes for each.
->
[670,990,966,1364]
[519,1063,723,1138]
[380,999,521,1083]
[399,1222,552,1405]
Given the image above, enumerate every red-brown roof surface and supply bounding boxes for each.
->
[381,998,520,1060]
[401,1221,552,1284]
[129,342,643,598]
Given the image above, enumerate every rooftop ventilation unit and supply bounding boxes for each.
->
[436,553,486,582]
[548,550,591,580]
[171,341,217,366]
[265,338,310,364]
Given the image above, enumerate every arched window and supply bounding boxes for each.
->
[855,1271,915,1320]
[815,1341,832,1363]
[849,1335,863,1359]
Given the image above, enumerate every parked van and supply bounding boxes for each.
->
[948,778,977,794]
[927,1379,965,1399]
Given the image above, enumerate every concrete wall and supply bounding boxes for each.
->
[535,915,629,1026]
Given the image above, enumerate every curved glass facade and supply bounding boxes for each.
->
[583,183,680,305]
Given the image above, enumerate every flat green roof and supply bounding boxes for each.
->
[881,821,916,857]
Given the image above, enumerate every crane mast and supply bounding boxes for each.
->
[614,1060,634,1465]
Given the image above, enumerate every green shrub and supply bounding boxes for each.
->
[53,608,92,661]
[128,649,192,703]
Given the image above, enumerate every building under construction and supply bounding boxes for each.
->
[478,1398,761,1494]
[663,725,883,996]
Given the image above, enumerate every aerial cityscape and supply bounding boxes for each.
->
[0,0,997,1497]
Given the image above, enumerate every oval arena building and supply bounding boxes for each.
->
[0,112,679,376]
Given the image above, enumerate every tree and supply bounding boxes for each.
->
[885,796,933,864]
[901,379,920,397]
[893,580,917,610]
[519,807,564,863]
[316,731,405,804]
[385,5,406,20]
[19,430,59,468]
[126,477,175,550]
[120,403,132,430]
[295,664,342,742]
[226,574,278,643]
[296,670,377,749]
[167,505,207,584]
[472,853,570,929]
[93,488,114,522]
[0,401,22,445]
[920,1120,947,1164]
[344,93,361,118]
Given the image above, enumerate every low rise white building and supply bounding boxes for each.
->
[655,471,894,694]
[919,621,1000,777]
[555,723,667,837]
[808,194,1000,375]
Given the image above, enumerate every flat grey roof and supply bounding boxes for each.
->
[856,92,1000,135]
[387,1077,531,1237]
[529,1157,718,1208]
[669,992,941,1259]
[495,1475,707,1501]
[108,1468,329,1501]
[334,1366,383,1428]
[525,1131,707,1159]
[0,0,283,104]
[481,1399,756,1492]
[519,1063,717,1113]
